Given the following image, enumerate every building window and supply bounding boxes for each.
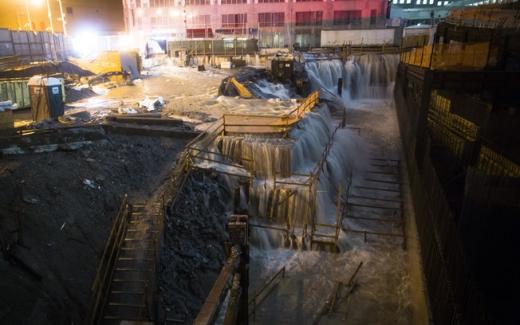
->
[187,14,211,27]
[151,15,169,27]
[295,11,322,26]
[150,0,174,6]
[370,9,377,25]
[222,14,247,28]
[186,0,210,4]
[221,0,247,4]
[258,0,284,3]
[66,7,73,15]
[333,10,361,26]
[258,13,284,27]
[296,0,321,2]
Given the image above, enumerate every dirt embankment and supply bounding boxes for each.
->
[159,171,232,322]
[0,134,186,325]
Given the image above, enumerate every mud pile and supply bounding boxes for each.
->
[159,171,231,322]
[0,134,187,325]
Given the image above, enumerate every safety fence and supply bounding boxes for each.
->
[222,91,319,135]
[0,28,66,62]
[395,66,497,324]
[448,7,520,29]
[400,42,490,70]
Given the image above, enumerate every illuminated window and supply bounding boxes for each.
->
[222,13,247,27]
[258,13,284,27]
[258,0,284,3]
[187,14,211,27]
[333,10,361,25]
[295,11,322,26]
[186,0,210,4]
[296,0,321,2]
[151,15,168,27]
[393,0,398,3]
[406,0,411,3]
[221,0,247,4]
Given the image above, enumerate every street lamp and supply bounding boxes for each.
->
[45,0,54,33]
[57,0,67,36]
[24,0,33,31]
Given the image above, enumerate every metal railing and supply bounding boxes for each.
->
[222,91,319,135]
[248,266,286,319]
[85,194,130,325]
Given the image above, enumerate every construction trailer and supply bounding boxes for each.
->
[320,28,402,47]
[167,39,259,67]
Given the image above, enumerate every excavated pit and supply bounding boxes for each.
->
[0,133,187,325]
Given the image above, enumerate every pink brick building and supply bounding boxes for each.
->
[123,0,389,47]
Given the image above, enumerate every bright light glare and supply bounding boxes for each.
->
[169,10,180,17]
[72,29,99,59]
[117,35,135,51]
[156,9,163,15]
[30,0,44,6]
[136,9,144,17]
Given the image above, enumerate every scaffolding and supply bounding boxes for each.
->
[222,91,319,135]
[184,90,346,250]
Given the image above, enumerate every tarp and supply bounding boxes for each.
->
[0,61,93,79]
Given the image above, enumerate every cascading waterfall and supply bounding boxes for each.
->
[199,54,395,249]
[219,106,333,178]
[305,54,399,100]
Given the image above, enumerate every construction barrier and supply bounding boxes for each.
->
[222,91,319,134]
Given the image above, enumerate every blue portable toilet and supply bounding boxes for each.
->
[28,75,64,122]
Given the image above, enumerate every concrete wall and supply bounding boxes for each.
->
[321,28,396,46]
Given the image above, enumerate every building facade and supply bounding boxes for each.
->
[123,0,389,47]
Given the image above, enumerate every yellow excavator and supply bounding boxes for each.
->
[69,51,141,83]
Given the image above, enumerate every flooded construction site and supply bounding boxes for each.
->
[1,1,520,325]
